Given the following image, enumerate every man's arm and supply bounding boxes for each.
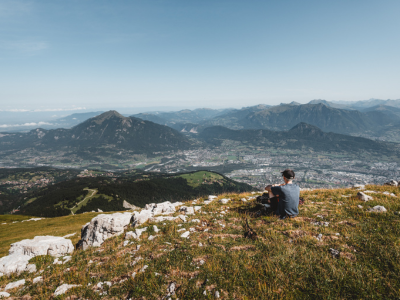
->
[265,185,275,197]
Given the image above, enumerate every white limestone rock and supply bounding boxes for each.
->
[54,284,81,296]
[0,254,33,275]
[219,198,230,204]
[180,206,195,215]
[125,227,148,240]
[4,279,25,290]
[0,292,10,298]
[353,184,365,190]
[145,201,176,215]
[368,205,387,212]
[77,212,133,250]
[132,210,152,226]
[357,192,373,202]
[194,206,202,212]
[33,276,43,284]
[10,236,74,257]
[208,195,217,200]
[180,231,190,238]
[153,225,160,233]
[149,216,178,223]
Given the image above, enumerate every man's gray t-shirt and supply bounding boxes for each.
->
[271,183,300,218]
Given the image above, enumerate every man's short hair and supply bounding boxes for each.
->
[281,169,295,179]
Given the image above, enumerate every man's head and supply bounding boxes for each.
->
[281,169,295,181]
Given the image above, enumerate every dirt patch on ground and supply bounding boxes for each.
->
[338,220,358,227]
[283,230,309,238]
[230,245,256,251]
[212,234,242,239]
[341,252,356,261]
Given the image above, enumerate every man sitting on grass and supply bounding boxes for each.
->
[265,169,300,219]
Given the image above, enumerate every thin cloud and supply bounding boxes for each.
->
[0,122,52,128]
[0,107,87,112]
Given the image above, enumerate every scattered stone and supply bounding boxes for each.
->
[219,198,230,204]
[194,206,202,212]
[383,191,396,197]
[167,282,176,294]
[198,242,203,247]
[180,206,195,215]
[177,228,186,232]
[357,205,363,209]
[97,208,103,212]
[123,240,130,247]
[63,233,77,238]
[178,215,187,222]
[357,192,373,202]
[54,284,81,296]
[33,276,43,284]
[367,205,387,213]
[125,227,148,240]
[4,279,25,290]
[241,198,247,202]
[153,225,159,233]
[311,221,329,227]
[180,231,190,238]
[329,248,340,259]
[215,290,220,298]
[191,219,200,223]
[0,292,10,298]
[384,180,398,186]
[140,265,148,272]
[364,190,377,194]
[21,218,43,222]
[148,235,156,241]
[316,234,323,241]
[77,212,132,250]
[353,184,365,190]
[189,227,196,232]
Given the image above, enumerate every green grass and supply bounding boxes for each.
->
[179,171,224,187]
[1,185,400,299]
[0,212,104,257]
[70,188,98,214]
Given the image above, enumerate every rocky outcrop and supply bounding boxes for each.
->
[0,254,34,276]
[10,236,74,257]
[145,201,176,215]
[0,236,74,276]
[77,212,133,250]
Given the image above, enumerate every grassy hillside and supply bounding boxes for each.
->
[1,185,400,298]
[17,171,254,217]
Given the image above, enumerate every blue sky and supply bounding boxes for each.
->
[1,0,399,110]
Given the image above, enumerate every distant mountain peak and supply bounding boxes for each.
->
[91,110,126,125]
